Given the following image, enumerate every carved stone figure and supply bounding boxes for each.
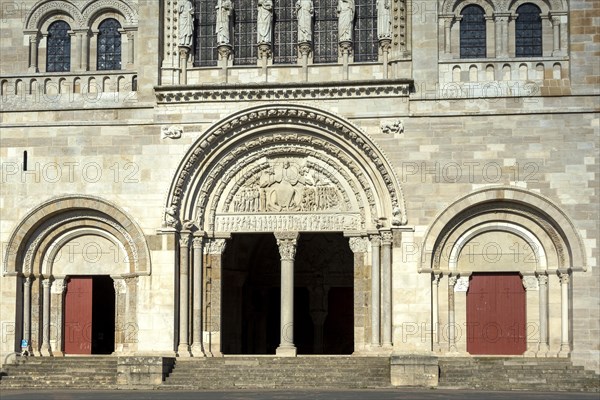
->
[380,119,404,135]
[216,0,233,45]
[178,0,194,47]
[296,0,314,43]
[337,0,355,42]
[377,0,391,39]
[161,125,183,139]
[257,0,273,44]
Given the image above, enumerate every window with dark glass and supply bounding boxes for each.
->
[46,20,71,72]
[516,3,542,57]
[97,19,122,70]
[354,0,377,62]
[234,0,258,65]
[460,5,486,58]
[195,0,218,66]
[313,0,338,63]
[273,0,297,64]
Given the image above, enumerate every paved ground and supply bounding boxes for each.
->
[1,390,598,400]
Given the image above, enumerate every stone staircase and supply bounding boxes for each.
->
[161,356,392,389]
[0,356,118,389]
[439,357,600,392]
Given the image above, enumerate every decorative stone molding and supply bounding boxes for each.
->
[205,239,227,255]
[454,276,469,292]
[51,278,66,294]
[559,272,570,285]
[348,237,368,253]
[161,125,183,140]
[155,81,411,103]
[537,274,548,285]
[380,230,393,245]
[380,119,404,135]
[275,232,299,261]
[448,276,457,287]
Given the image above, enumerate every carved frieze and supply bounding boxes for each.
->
[215,213,361,233]
[522,275,539,291]
[348,237,368,253]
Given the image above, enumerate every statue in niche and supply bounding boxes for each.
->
[178,0,194,47]
[257,0,274,44]
[295,0,314,43]
[216,0,234,45]
[337,0,355,42]
[377,0,392,39]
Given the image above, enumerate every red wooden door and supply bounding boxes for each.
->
[467,273,526,355]
[64,277,93,354]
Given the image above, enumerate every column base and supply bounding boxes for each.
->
[558,345,571,358]
[190,344,206,357]
[536,343,550,357]
[40,346,52,357]
[276,345,297,357]
[177,344,192,357]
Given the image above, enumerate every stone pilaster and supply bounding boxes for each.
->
[275,232,299,357]
[522,274,539,356]
[191,236,205,356]
[369,234,381,347]
[448,275,457,352]
[204,238,227,356]
[51,278,66,356]
[432,273,442,352]
[537,273,549,356]
[177,232,192,357]
[40,278,52,356]
[380,231,393,347]
[558,272,570,357]
[22,276,32,354]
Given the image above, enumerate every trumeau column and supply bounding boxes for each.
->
[537,273,549,356]
[432,273,442,352]
[558,272,571,357]
[22,276,32,354]
[369,234,382,347]
[191,236,206,357]
[275,232,299,357]
[178,231,192,357]
[380,230,393,348]
[40,278,52,356]
[448,275,457,352]
[205,238,227,357]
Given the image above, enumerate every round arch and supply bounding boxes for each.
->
[25,0,84,30]
[163,104,407,234]
[420,186,586,273]
[2,195,150,277]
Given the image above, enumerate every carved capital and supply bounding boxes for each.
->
[275,232,299,261]
[42,279,52,289]
[217,44,233,61]
[206,239,227,255]
[432,273,442,286]
[179,236,190,248]
[522,275,539,291]
[51,279,66,294]
[454,276,469,292]
[559,273,570,285]
[298,42,312,57]
[113,278,127,294]
[348,237,368,253]
[192,237,204,249]
[24,276,32,288]
[380,230,393,245]
[537,274,548,286]
[339,41,353,56]
[369,234,382,247]
[258,43,272,60]
[448,276,458,287]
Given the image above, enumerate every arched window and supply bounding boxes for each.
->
[233,0,258,65]
[97,19,122,70]
[313,0,338,63]
[46,21,71,72]
[516,3,542,57]
[460,5,486,58]
[194,0,218,67]
[353,0,377,62]
[273,0,298,64]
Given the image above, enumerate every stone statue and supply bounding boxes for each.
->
[337,0,355,42]
[377,0,391,39]
[257,0,273,44]
[216,0,233,45]
[295,0,314,43]
[178,0,194,47]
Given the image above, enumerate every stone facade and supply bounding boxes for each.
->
[0,0,598,384]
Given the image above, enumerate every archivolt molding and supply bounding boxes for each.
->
[3,195,150,277]
[25,0,138,31]
[420,186,586,273]
[163,104,407,233]
[25,0,84,30]
[440,0,567,15]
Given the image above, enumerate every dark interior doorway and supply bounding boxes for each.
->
[64,275,115,355]
[221,232,354,355]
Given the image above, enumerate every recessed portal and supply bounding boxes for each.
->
[64,275,115,355]
[221,232,354,355]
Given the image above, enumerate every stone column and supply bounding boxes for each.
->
[441,16,454,54]
[379,39,392,79]
[217,45,233,82]
[494,14,509,58]
[177,232,192,357]
[22,276,32,353]
[275,232,299,357]
[340,42,352,80]
[124,27,136,68]
[448,275,457,352]
[205,238,227,356]
[179,47,190,85]
[522,275,539,356]
[432,273,442,352]
[26,32,39,73]
[551,16,561,56]
[380,230,393,347]
[51,278,66,356]
[537,273,549,355]
[191,236,205,356]
[40,278,52,356]
[558,272,570,357]
[298,43,311,82]
[369,234,381,347]
[349,237,368,351]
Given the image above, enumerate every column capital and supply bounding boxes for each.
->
[448,275,458,287]
[275,232,299,261]
[206,238,227,255]
[42,278,52,288]
[380,230,393,245]
[536,273,548,285]
[24,276,32,287]
[369,234,382,247]
[559,272,570,285]
[51,278,66,294]
[432,272,442,286]
[348,237,368,253]
[522,275,539,291]
[179,236,190,248]
[192,237,204,249]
